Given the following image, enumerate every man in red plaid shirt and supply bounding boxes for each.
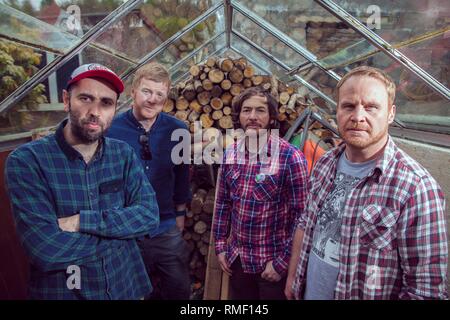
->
[285,66,448,300]
[213,87,309,299]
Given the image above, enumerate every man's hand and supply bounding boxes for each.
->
[261,260,282,282]
[217,252,232,276]
[176,215,185,232]
[58,214,80,232]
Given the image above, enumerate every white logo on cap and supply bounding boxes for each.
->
[87,64,111,72]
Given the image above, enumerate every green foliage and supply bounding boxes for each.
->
[0,39,47,113]
[3,0,36,15]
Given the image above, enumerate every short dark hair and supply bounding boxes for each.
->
[231,86,279,129]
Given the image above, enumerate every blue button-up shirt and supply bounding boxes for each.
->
[108,110,191,236]
[5,119,159,299]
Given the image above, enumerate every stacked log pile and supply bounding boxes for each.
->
[184,182,216,294]
[163,56,337,142]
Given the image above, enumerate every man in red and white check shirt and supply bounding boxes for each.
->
[213,87,309,299]
[285,66,448,300]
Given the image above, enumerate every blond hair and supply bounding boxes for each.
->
[132,62,171,90]
[335,66,396,106]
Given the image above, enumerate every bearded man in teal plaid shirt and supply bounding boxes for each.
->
[5,64,159,299]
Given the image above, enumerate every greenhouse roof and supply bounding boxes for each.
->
[0,0,449,147]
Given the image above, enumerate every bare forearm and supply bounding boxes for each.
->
[287,227,305,280]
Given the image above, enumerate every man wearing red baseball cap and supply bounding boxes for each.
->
[5,63,159,299]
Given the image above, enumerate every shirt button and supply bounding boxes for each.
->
[146,166,149,170]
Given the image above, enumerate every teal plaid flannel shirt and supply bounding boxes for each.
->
[5,120,159,299]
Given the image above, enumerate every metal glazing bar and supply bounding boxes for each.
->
[224,0,233,48]
[314,0,450,101]
[283,108,311,142]
[298,111,312,150]
[121,1,224,82]
[290,61,314,75]
[230,0,340,81]
[169,31,225,73]
[233,30,337,107]
[0,0,143,115]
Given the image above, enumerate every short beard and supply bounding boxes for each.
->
[339,126,387,149]
[68,103,107,144]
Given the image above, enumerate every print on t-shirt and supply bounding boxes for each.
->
[311,172,360,267]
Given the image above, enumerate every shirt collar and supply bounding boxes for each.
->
[126,108,161,132]
[372,136,397,177]
[55,118,105,162]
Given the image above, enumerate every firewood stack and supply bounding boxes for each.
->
[163,56,337,143]
[184,184,216,287]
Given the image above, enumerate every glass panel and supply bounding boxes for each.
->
[398,32,449,88]
[236,0,371,59]
[94,0,222,61]
[0,0,138,109]
[49,0,126,37]
[333,0,450,44]
[0,40,134,138]
[332,52,450,134]
[232,10,307,68]
[231,33,287,78]
[314,39,378,70]
[298,66,338,103]
[117,6,225,107]
[331,0,449,92]
[0,3,79,54]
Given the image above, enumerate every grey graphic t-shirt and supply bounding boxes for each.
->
[304,152,376,300]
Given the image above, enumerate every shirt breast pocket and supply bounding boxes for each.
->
[99,179,125,208]
[359,205,398,251]
[252,175,280,202]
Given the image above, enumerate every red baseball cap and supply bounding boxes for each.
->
[67,63,124,94]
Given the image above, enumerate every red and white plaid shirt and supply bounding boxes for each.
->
[213,134,309,275]
[293,137,448,299]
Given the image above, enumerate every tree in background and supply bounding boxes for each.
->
[0,40,47,132]
[3,0,36,16]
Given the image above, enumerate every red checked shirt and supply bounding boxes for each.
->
[292,137,448,299]
[213,134,308,276]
